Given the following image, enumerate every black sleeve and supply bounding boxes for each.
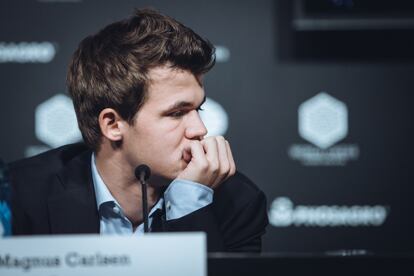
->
[220,190,268,253]
[161,189,268,253]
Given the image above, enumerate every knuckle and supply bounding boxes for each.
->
[230,165,236,175]
[205,136,215,143]
[221,163,230,174]
[210,162,220,174]
[199,161,209,171]
[216,136,225,143]
[204,137,216,148]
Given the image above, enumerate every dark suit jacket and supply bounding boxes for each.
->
[9,143,268,252]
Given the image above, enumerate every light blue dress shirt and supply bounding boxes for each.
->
[91,154,213,235]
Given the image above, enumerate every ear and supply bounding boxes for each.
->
[98,108,125,142]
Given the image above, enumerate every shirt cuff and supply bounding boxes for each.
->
[164,178,213,220]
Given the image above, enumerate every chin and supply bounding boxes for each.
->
[151,160,185,180]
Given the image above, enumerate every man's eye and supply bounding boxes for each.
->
[168,107,202,118]
[169,110,185,118]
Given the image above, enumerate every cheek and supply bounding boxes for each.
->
[161,121,187,150]
[136,118,186,153]
[154,118,186,139]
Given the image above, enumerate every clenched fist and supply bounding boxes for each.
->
[177,136,236,189]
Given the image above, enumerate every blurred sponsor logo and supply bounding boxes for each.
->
[26,94,82,157]
[214,46,230,63]
[0,42,56,63]
[288,92,359,166]
[199,97,229,136]
[35,94,82,147]
[299,92,347,149]
[269,197,388,227]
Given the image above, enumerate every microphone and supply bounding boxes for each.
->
[135,165,151,183]
[134,165,151,233]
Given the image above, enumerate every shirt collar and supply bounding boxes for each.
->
[91,153,163,216]
[91,153,120,208]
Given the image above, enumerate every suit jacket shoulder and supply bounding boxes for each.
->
[9,143,98,235]
[9,143,90,206]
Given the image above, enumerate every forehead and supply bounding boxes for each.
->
[144,66,204,108]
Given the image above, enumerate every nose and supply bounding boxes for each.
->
[185,110,208,140]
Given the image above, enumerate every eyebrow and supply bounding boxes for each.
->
[164,95,206,111]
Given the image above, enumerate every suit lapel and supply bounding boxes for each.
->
[47,150,100,234]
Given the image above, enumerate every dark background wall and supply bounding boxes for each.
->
[0,0,413,253]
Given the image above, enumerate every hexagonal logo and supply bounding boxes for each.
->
[199,97,229,137]
[298,92,348,149]
[35,94,82,148]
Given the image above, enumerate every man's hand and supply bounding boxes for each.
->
[177,136,236,189]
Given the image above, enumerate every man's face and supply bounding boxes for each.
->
[122,65,208,181]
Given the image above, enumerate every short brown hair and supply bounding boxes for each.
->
[67,8,215,150]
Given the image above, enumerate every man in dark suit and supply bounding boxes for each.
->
[9,9,268,252]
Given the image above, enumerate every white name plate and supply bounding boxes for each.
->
[0,232,206,276]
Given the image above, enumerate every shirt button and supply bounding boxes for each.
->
[166,201,171,210]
